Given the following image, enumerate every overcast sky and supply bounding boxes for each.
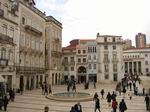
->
[35,0,150,47]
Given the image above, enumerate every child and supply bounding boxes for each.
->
[128,91,132,100]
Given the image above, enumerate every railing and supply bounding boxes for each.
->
[0,33,14,45]
[103,58,110,63]
[0,59,8,67]
[24,25,42,36]
[16,66,45,74]
[51,51,62,58]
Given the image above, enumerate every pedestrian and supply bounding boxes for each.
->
[3,96,9,111]
[119,99,127,112]
[94,80,96,89]
[49,84,52,94]
[129,80,132,91]
[44,83,48,95]
[9,88,13,101]
[70,106,76,112]
[94,98,101,112]
[44,106,49,112]
[72,84,76,92]
[128,91,132,100]
[0,98,3,110]
[112,98,118,112]
[93,92,99,101]
[143,88,145,96]
[106,92,112,107]
[122,87,126,98]
[11,88,15,102]
[111,91,117,101]
[145,94,150,111]
[74,102,82,112]
[41,83,44,95]
[100,89,104,99]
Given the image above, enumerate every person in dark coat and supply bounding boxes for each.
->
[111,91,117,101]
[100,89,104,99]
[93,92,99,101]
[94,98,101,112]
[106,92,112,107]
[11,89,15,102]
[3,96,9,111]
[74,102,82,112]
[70,106,76,112]
[119,99,127,112]
[145,94,150,111]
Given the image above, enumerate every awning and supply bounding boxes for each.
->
[0,75,5,82]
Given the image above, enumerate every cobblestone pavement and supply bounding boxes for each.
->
[3,82,148,112]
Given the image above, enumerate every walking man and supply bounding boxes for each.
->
[145,94,150,111]
[95,98,101,112]
[119,99,127,112]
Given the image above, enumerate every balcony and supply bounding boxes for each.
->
[0,59,8,67]
[112,58,119,63]
[51,51,62,58]
[16,66,45,74]
[103,58,110,63]
[0,33,14,45]
[69,61,75,65]
[0,9,4,17]
[24,25,42,36]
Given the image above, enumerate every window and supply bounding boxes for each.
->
[64,57,68,62]
[78,50,81,54]
[104,45,108,50]
[83,50,86,54]
[1,48,6,59]
[22,17,25,25]
[104,64,109,72]
[89,64,91,69]
[113,64,117,72]
[70,57,74,62]
[93,64,96,69]
[83,58,86,62]
[88,55,91,60]
[78,58,81,63]
[113,54,117,59]
[113,45,116,50]
[8,50,13,61]
[2,24,7,35]
[71,67,74,71]
[93,55,96,60]
[145,54,148,57]
[104,37,107,42]
[104,54,108,60]
[64,67,68,71]
[145,61,148,65]
[10,27,14,38]
[113,37,115,42]
[105,74,109,79]
[146,68,149,72]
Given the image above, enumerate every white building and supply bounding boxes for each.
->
[96,33,124,82]
[123,47,150,76]
[87,41,97,82]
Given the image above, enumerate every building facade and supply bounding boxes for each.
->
[86,40,97,82]
[135,33,146,48]
[123,39,132,50]
[0,0,19,90]
[45,16,63,85]
[16,0,45,91]
[96,33,124,82]
[123,48,150,76]
[62,40,78,82]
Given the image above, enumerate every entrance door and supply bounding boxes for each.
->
[113,73,118,81]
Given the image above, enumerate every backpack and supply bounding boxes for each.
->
[112,101,117,108]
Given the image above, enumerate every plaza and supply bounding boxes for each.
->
[5,82,148,112]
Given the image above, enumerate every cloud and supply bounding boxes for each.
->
[36,0,150,46]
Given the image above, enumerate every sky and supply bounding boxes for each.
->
[35,0,150,47]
